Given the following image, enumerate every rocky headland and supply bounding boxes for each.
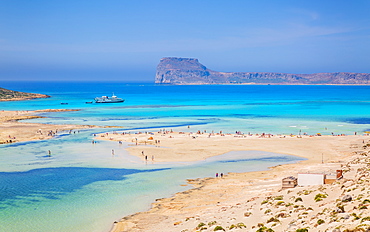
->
[0,87,50,101]
[155,57,370,85]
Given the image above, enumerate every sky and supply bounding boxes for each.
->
[0,0,369,82]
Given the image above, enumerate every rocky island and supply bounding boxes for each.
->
[155,57,370,85]
[0,87,50,101]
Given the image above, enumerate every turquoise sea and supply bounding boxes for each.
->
[1,82,370,232]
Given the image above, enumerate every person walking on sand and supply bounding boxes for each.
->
[220,173,223,178]
[216,173,219,178]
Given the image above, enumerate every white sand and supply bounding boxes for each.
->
[98,130,370,231]
[0,109,96,144]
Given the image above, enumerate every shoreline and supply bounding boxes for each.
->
[99,130,370,231]
[96,130,366,163]
[112,149,370,232]
[2,109,370,231]
[0,95,50,101]
[0,88,50,101]
[0,109,98,144]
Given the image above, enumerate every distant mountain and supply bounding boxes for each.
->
[0,87,50,101]
[155,57,370,85]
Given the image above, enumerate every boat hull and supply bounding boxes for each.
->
[95,99,125,103]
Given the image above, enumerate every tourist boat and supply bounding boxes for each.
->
[94,94,125,103]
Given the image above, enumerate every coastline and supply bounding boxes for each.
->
[0,109,98,144]
[99,131,370,231]
[96,130,362,163]
[2,107,370,231]
[0,95,50,101]
[0,88,50,101]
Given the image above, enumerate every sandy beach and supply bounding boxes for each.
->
[0,109,98,144]
[97,130,370,231]
[2,108,370,231]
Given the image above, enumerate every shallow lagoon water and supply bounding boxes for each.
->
[0,82,370,231]
[0,131,303,232]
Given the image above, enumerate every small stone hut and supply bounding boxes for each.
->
[282,176,298,189]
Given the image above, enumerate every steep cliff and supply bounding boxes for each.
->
[155,57,370,85]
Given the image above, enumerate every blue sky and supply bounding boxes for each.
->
[0,0,369,81]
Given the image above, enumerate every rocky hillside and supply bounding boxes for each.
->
[0,87,50,101]
[155,57,370,85]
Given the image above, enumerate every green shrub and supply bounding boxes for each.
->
[362,199,370,204]
[266,217,280,223]
[296,228,308,232]
[236,223,246,228]
[214,226,225,231]
[317,219,325,225]
[230,222,246,229]
[256,226,275,232]
[351,213,360,220]
[295,197,303,202]
[337,204,345,213]
[276,201,284,206]
[261,200,269,205]
[361,216,370,223]
[265,209,271,214]
[314,193,327,202]
[208,221,217,226]
[197,222,205,228]
[274,196,283,200]
[303,190,311,195]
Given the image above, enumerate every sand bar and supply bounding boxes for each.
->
[0,109,98,144]
[97,130,370,231]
